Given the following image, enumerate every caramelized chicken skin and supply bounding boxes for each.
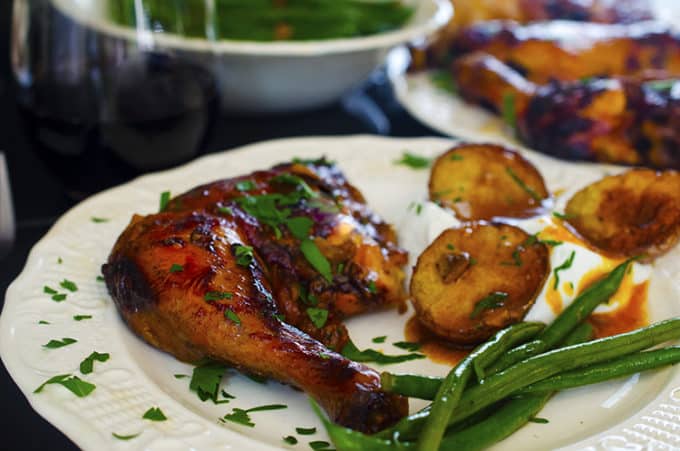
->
[451,21,680,82]
[103,161,409,432]
[163,160,408,350]
[418,0,653,69]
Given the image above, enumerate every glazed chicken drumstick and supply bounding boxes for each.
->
[103,160,409,433]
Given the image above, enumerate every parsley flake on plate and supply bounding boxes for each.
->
[142,407,167,422]
[79,351,110,374]
[34,374,95,397]
[43,337,77,349]
[394,152,431,169]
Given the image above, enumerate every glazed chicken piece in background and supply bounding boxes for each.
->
[450,21,680,82]
[102,211,407,433]
[452,51,680,168]
[417,0,652,69]
[102,160,409,432]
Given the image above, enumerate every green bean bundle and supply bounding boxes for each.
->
[108,0,414,41]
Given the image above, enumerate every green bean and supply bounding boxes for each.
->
[109,0,414,41]
[383,318,680,440]
[517,346,680,395]
[438,394,551,451]
[482,259,632,378]
[435,322,593,451]
[382,322,594,401]
[380,322,544,400]
[310,399,413,451]
[415,322,545,451]
[380,373,441,400]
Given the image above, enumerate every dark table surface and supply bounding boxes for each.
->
[0,2,443,450]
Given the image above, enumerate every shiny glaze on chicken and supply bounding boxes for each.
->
[452,50,680,168]
[102,160,408,432]
[417,0,652,69]
[451,21,680,82]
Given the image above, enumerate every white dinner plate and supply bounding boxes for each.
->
[388,0,680,151]
[1,136,679,451]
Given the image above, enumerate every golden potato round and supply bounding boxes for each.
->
[410,223,550,344]
[565,169,680,261]
[429,144,550,221]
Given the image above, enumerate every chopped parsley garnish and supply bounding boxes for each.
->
[234,244,255,267]
[159,191,171,211]
[217,206,234,216]
[367,281,377,294]
[221,404,287,427]
[450,154,464,161]
[470,292,508,319]
[79,351,110,374]
[51,294,67,302]
[283,436,298,445]
[446,244,455,250]
[306,308,329,329]
[309,440,332,450]
[59,279,78,292]
[393,341,421,352]
[341,339,425,365]
[537,239,560,248]
[225,309,241,325]
[34,374,95,397]
[372,336,387,344]
[273,313,286,322]
[270,174,317,199]
[204,291,233,302]
[300,240,333,282]
[96,275,105,282]
[553,212,574,220]
[553,251,576,290]
[502,92,517,129]
[644,79,677,92]
[112,432,141,440]
[91,217,109,223]
[174,374,190,379]
[189,362,228,403]
[506,167,542,202]
[286,216,314,240]
[38,320,50,325]
[222,408,254,427]
[169,263,184,273]
[43,337,77,349]
[408,202,423,215]
[502,249,523,267]
[57,257,63,264]
[235,180,257,191]
[292,157,334,166]
[394,152,431,169]
[73,315,92,321]
[142,407,167,422]
[430,70,457,94]
[44,286,57,295]
[299,286,319,306]
[296,427,317,435]
[529,417,550,424]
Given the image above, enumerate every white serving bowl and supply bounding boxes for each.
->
[51,0,452,114]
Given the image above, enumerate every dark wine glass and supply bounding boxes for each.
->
[11,0,219,199]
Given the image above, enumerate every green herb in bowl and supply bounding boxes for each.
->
[108,0,414,41]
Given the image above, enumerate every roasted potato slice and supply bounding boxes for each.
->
[565,169,680,261]
[410,223,550,344]
[429,144,550,221]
